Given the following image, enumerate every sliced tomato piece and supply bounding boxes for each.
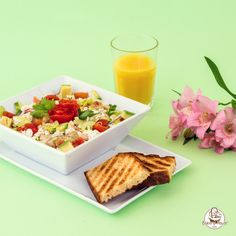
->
[18,123,39,134]
[74,92,89,99]
[72,137,85,147]
[48,99,79,123]
[93,123,109,132]
[2,111,15,118]
[45,95,59,100]
[50,113,75,123]
[96,119,109,127]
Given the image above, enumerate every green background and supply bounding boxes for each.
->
[0,0,235,235]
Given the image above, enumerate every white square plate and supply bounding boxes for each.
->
[0,135,191,214]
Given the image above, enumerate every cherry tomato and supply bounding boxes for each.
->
[72,137,85,147]
[2,111,14,118]
[45,95,59,100]
[74,92,89,99]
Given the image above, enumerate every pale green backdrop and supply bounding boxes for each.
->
[0,0,235,235]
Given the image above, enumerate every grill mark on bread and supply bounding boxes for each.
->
[136,156,171,168]
[118,158,141,186]
[96,156,121,192]
[105,156,134,193]
[99,155,128,195]
[91,157,118,187]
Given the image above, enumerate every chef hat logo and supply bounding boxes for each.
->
[202,207,226,229]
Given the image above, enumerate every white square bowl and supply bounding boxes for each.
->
[0,76,150,174]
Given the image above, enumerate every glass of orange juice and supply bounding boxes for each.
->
[111,34,158,105]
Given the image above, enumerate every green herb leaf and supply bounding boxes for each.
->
[79,110,95,120]
[204,57,236,99]
[107,104,117,116]
[14,102,22,115]
[171,89,181,96]
[31,110,47,118]
[31,98,55,118]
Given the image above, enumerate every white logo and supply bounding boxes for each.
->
[202,207,226,229]
[202,207,227,229]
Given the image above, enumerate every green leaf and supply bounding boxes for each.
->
[219,101,231,106]
[107,104,117,116]
[232,99,236,109]
[31,97,55,118]
[14,102,22,115]
[204,57,236,99]
[31,110,47,118]
[79,110,95,120]
[171,89,181,96]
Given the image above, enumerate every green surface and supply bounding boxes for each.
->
[0,0,235,235]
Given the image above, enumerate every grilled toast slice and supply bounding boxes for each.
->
[132,153,176,187]
[84,153,150,203]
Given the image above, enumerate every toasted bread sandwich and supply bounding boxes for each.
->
[131,153,176,187]
[84,153,150,203]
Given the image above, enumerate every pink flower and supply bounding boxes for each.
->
[211,108,236,149]
[168,114,185,140]
[199,132,224,154]
[187,95,218,139]
[172,87,201,127]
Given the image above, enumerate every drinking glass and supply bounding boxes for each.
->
[111,34,159,105]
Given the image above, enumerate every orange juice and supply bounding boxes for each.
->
[114,53,156,104]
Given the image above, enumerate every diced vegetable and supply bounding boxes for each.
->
[2,111,14,118]
[93,119,110,132]
[74,92,89,99]
[91,90,102,100]
[72,137,84,147]
[0,106,5,117]
[107,104,117,116]
[45,95,59,100]
[0,116,13,127]
[78,97,94,107]
[121,110,134,119]
[32,118,43,126]
[14,102,22,115]
[18,123,38,134]
[43,121,59,134]
[33,96,40,104]
[13,115,32,127]
[58,141,74,152]
[58,85,73,99]
[56,123,68,132]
